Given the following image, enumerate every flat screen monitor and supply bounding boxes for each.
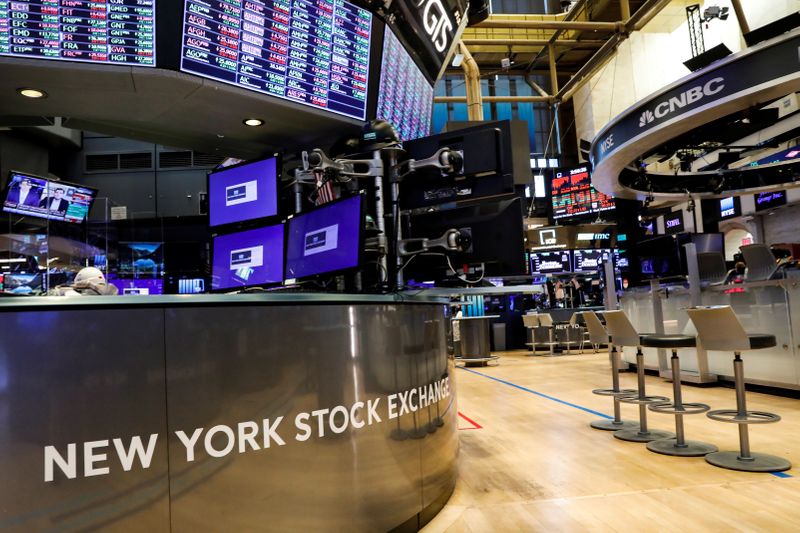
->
[376,27,433,141]
[180,0,372,120]
[530,251,572,274]
[551,166,615,220]
[117,242,164,279]
[285,194,364,279]
[3,171,97,223]
[638,235,682,279]
[754,190,787,211]
[107,275,164,295]
[573,249,611,273]
[208,156,279,228]
[613,249,629,272]
[0,0,156,66]
[212,223,285,291]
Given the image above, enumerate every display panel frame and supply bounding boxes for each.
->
[0,0,157,67]
[284,192,366,281]
[179,0,374,121]
[206,153,282,231]
[2,170,98,224]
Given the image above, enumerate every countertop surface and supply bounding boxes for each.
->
[0,291,449,311]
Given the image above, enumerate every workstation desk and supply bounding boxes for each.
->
[0,293,458,532]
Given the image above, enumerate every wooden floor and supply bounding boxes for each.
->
[422,350,800,532]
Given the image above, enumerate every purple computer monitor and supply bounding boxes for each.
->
[212,224,284,291]
[208,156,279,228]
[107,275,165,295]
[285,194,364,279]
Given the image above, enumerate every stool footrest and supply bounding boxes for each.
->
[592,387,637,397]
[648,402,710,415]
[706,409,781,424]
[618,394,670,405]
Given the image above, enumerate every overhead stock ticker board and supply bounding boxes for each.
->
[0,0,155,66]
[181,0,372,120]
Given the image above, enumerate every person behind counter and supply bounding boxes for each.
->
[725,261,747,284]
[49,267,118,296]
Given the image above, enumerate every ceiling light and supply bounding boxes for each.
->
[243,118,263,127]
[17,87,47,99]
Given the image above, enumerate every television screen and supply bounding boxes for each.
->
[754,190,787,211]
[3,172,97,223]
[551,166,614,220]
[208,156,279,228]
[180,0,372,120]
[530,251,572,274]
[573,249,611,273]
[212,224,284,291]
[107,274,164,295]
[285,194,363,279]
[376,27,434,141]
[0,0,156,66]
[614,249,629,271]
[117,242,164,279]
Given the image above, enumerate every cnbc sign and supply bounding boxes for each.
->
[638,78,725,128]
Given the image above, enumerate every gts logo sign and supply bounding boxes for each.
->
[639,77,725,128]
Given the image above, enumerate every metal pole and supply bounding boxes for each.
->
[458,41,484,121]
[620,0,631,20]
[548,44,559,95]
[730,0,750,34]
[373,150,388,287]
[671,350,686,446]
[636,349,648,433]
[733,353,752,459]
[477,19,618,31]
[603,255,617,309]
[434,95,552,103]
[684,242,701,308]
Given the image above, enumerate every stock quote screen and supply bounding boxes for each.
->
[551,166,615,220]
[181,0,371,120]
[0,0,155,66]
[376,27,433,141]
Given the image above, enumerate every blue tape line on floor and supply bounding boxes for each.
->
[771,472,793,478]
[459,366,613,419]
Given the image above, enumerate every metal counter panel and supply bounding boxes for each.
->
[0,309,170,532]
[164,303,455,532]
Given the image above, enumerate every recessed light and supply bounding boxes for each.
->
[243,118,263,127]
[17,87,47,99]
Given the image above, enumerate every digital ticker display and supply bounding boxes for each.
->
[551,166,614,220]
[0,0,156,66]
[376,27,433,141]
[181,0,372,120]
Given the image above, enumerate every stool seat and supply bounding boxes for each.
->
[747,334,776,350]
[639,334,696,349]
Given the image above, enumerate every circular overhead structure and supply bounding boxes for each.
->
[590,30,800,200]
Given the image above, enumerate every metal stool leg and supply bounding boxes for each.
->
[591,346,637,431]
[705,353,791,472]
[647,350,717,456]
[614,348,674,443]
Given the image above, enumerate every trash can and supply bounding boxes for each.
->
[492,323,507,351]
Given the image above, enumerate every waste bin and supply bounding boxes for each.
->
[492,323,506,351]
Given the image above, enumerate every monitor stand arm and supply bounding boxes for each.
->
[398,228,471,256]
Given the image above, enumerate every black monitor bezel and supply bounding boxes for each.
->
[206,153,282,232]
[283,191,367,282]
[3,170,99,224]
[209,221,286,293]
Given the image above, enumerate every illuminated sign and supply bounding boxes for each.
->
[180,0,372,120]
[754,190,787,211]
[0,0,156,66]
[551,166,614,220]
[664,211,684,234]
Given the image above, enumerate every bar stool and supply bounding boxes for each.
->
[603,310,674,443]
[642,335,718,456]
[584,311,638,431]
[536,313,559,356]
[686,306,791,472]
[522,314,540,355]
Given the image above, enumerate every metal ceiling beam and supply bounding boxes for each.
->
[476,19,620,31]
[462,38,605,47]
[434,95,552,103]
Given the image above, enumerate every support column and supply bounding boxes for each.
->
[548,44,559,95]
[458,41,484,121]
[620,0,631,21]
[731,0,750,35]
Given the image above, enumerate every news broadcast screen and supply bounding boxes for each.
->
[180,0,371,120]
[0,0,156,66]
[285,193,363,279]
[208,156,279,228]
[212,223,285,290]
[551,166,614,220]
[3,172,97,223]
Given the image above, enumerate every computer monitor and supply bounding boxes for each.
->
[573,249,612,273]
[530,251,572,274]
[211,224,285,291]
[285,194,365,280]
[405,197,526,279]
[208,155,280,228]
[3,171,97,223]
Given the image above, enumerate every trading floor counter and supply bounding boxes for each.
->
[0,294,458,532]
[620,277,800,390]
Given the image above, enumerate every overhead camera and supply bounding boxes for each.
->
[703,5,729,22]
